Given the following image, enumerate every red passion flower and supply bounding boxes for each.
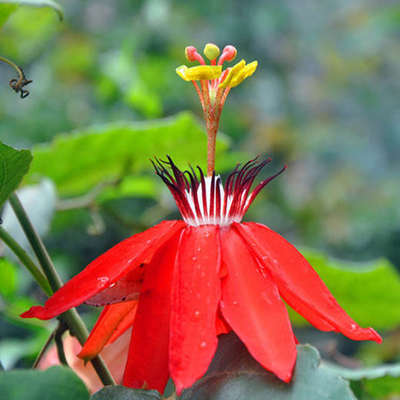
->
[21,44,381,395]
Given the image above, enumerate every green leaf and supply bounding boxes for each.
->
[99,176,158,202]
[322,361,400,380]
[0,3,17,28]
[91,386,161,400]
[322,361,400,399]
[0,142,32,208]
[363,375,400,398]
[0,366,89,400]
[0,0,63,21]
[26,112,229,196]
[289,249,400,329]
[180,333,356,400]
[0,258,17,298]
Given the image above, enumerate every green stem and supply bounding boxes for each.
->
[0,226,52,296]
[9,193,63,292]
[0,55,24,81]
[55,321,69,366]
[9,193,115,386]
[33,330,56,368]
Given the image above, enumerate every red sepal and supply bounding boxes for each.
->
[21,220,185,320]
[78,300,138,361]
[236,222,382,343]
[122,229,181,393]
[107,307,137,345]
[169,225,221,395]
[220,226,297,383]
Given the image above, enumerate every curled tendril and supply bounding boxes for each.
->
[0,55,32,98]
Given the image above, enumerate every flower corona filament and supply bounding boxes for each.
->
[153,157,285,227]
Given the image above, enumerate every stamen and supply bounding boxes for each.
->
[176,44,258,177]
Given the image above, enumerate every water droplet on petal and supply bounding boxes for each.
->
[97,276,109,287]
[200,341,207,348]
[146,239,152,244]
[197,247,201,252]
[109,282,116,288]
[232,300,238,305]
[194,310,200,317]
[192,256,197,261]
[350,323,357,331]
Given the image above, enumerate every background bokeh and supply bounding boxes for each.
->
[2,0,400,263]
[0,0,400,397]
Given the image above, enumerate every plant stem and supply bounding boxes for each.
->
[55,321,69,366]
[0,55,24,81]
[0,226,52,296]
[33,330,56,368]
[9,193,63,292]
[206,120,218,176]
[0,55,32,98]
[8,193,115,386]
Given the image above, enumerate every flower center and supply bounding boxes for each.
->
[153,157,286,227]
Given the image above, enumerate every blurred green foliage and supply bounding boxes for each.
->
[0,1,399,398]
[292,250,400,330]
[26,112,228,196]
[0,0,399,260]
[0,142,32,207]
[0,366,89,400]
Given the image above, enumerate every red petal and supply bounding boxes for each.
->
[216,310,231,335]
[123,229,181,393]
[169,225,221,395]
[236,222,382,343]
[220,226,296,383]
[21,220,185,320]
[85,268,143,306]
[78,300,138,361]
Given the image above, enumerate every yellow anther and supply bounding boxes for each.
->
[176,65,222,81]
[204,43,220,61]
[219,60,258,88]
[176,65,190,81]
[230,60,258,87]
[218,59,245,88]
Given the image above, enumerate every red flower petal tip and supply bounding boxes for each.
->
[279,369,294,384]
[20,306,49,320]
[366,328,383,344]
